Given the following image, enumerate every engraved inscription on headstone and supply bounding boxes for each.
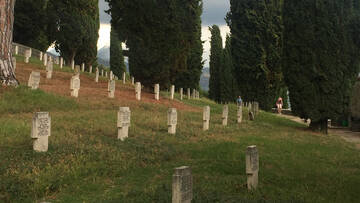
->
[168,108,177,134]
[172,166,193,203]
[117,107,131,141]
[108,80,116,98]
[170,85,175,100]
[154,84,160,100]
[246,145,259,190]
[31,112,51,152]
[135,82,141,101]
[203,106,210,131]
[70,75,80,98]
[222,105,229,126]
[28,71,41,90]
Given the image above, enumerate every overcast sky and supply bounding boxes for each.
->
[98,0,230,67]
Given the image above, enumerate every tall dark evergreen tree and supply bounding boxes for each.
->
[110,24,126,78]
[208,25,223,103]
[13,0,55,51]
[220,34,237,103]
[283,0,360,133]
[106,0,203,88]
[49,0,99,66]
[227,0,283,110]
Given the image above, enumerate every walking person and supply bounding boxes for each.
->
[276,97,283,114]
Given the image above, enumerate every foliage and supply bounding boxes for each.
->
[13,0,55,51]
[351,80,360,118]
[282,0,360,133]
[226,0,283,111]
[208,25,223,103]
[110,23,126,78]
[48,0,99,66]
[106,0,203,88]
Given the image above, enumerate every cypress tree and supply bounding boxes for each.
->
[283,0,360,133]
[208,25,223,103]
[220,34,236,103]
[227,0,283,110]
[110,24,126,78]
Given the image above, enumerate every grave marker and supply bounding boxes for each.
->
[108,80,116,98]
[81,63,85,72]
[180,88,183,100]
[155,84,160,100]
[60,57,63,69]
[237,104,243,123]
[95,68,99,83]
[40,52,43,61]
[27,71,40,89]
[101,69,104,77]
[131,77,134,85]
[246,145,259,190]
[117,107,131,141]
[123,72,126,84]
[187,88,191,99]
[15,45,18,55]
[110,71,114,80]
[192,89,196,99]
[89,65,93,73]
[71,60,75,70]
[170,85,175,100]
[74,65,80,74]
[135,82,141,100]
[203,106,210,131]
[70,74,80,98]
[168,108,177,134]
[12,57,16,71]
[222,105,228,126]
[46,60,53,79]
[31,112,51,152]
[24,49,31,63]
[172,166,193,203]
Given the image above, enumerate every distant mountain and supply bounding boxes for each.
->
[97,46,110,67]
[200,67,210,91]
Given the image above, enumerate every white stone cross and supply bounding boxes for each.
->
[154,84,160,100]
[180,88,183,100]
[135,82,141,101]
[31,112,51,152]
[89,65,93,73]
[46,60,53,79]
[28,71,41,90]
[40,52,43,61]
[246,145,259,190]
[168,108,177,134]
[222,105,228,126]
[81,63,85,72]
[203,106,210,131]
[60,57,63,69]
[108,80,116,98]
[70,74,80,98]
[95,68,99,83]
[170,85,175,100]
[44,54,48,66]
[117,107,131,141]
[172,166,193,203]
[110,71,114,80]
[24,49,31,63]
[71,60,75,70]
[122,72,126,84]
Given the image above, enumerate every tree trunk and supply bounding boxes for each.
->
[0,0,18,86]
[310,119,328,134]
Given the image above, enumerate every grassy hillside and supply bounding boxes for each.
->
[1,57,360,202]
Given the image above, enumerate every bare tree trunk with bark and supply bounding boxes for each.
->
[0,0,18,86]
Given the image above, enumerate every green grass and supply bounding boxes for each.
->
[1,62,360,202]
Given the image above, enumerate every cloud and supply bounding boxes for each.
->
[202,0,230,26]
[99,0,111,24]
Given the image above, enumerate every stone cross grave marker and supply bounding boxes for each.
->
[131,77,135,85]
[28,71,41,90]
[71,60,75,70]
[44,54,48,66]
[192,89,196,99]
[108,80,116,98]
[168,108,177,134]
[15,45,18,55]
[74,65,80,74]
[95,68,99,83]
[110,71,114,80]
[154,84,160,100]
[105,71,108,78]
[70,74,80,98]
[237,104,243,123]
[12,57,16,72]
[46,60,53,79]
[222,105,229,126]
[40,52,43,61]
[89,65,93,73]
[29,48,32,57]
[81,63,85,72]
[123,72,126,84]
[170,85,175,100]
[196,91,200,99]
[248,103,254,121]
[31,112,51,152]
[24,49,31,63]
[135,82,141,101]
[101,69,104,77]
[187,88,191,99]
[117,107,131,141]
[172,166,193,203]
[246,145,259,190]
[203,106,210,131]
[180,88,183,100]
[60,57,63,69]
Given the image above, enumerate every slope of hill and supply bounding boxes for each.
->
[1,56,360,202]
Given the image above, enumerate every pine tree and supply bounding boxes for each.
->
[283,0,360,133]
[227,0,283,110]
[208,25,223,103]
[110,24,126,78]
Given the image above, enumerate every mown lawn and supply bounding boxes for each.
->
[1,65,360,202]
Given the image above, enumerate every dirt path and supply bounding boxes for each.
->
[276,113,360,149]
